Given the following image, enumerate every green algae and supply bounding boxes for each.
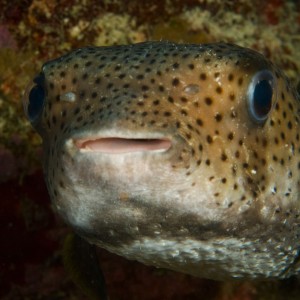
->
[0,49,42,181]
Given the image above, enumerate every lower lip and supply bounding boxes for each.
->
[75,137,172,154]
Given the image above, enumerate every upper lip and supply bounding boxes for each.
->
[73,137,172,154]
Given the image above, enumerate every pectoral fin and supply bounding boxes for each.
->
[63,233,108,300]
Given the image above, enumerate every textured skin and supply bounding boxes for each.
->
[23,41,300,280]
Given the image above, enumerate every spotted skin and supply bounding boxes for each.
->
[23,41,300,280]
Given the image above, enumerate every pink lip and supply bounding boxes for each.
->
[75,137,172,154]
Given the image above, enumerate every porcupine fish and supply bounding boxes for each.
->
[23,41,300,282]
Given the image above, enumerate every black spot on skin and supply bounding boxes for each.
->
[215,113,222,122]
[216,87,222,94]
[288,102,294,111]
[180,97,188,103]
[221,153,227,161]
[261,139,267,147]
[243,163,249,168]
[200,73,207,80]
[229,94,235,101]
[228,132,234,140]
[158,85,165,92]
[172,78,180,86]
[142,85,149,91]
[206,135,213,144]
[168,96,174,103]
[181,109,187,116]
[196,119,203,126]
[107,83,114,89]
[173,62,179,69]
[185,133,192,140]
[77,116,83,122]
[205,97,213,105]
[228,74,234,81]
[79,91,85,99]
[187,124,193,131]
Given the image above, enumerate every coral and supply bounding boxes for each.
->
[181,2,300,82]
[92,13,146,46]
[0,0,299,298]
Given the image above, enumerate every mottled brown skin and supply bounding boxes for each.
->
[23,42,300,280]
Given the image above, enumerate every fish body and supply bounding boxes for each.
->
[23,41,300,280]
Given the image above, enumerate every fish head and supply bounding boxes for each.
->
[23,42,300,279]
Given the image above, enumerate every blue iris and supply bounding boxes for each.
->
[247,70,275,123]
[28,74,45,122]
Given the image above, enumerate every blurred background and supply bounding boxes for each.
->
[0,0,299,299]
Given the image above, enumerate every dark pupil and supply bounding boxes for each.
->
[28,84,45,121]
[253,79,273,118]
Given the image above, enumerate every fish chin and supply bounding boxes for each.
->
[54,133,198,228]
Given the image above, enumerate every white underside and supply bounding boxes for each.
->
[94,236,296,279]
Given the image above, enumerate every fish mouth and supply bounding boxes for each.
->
[74,137,172,154]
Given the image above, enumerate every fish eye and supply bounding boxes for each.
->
[247,70,276,124]
[23,73,46,122]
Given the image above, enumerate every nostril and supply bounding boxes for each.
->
[75,138,172,153]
